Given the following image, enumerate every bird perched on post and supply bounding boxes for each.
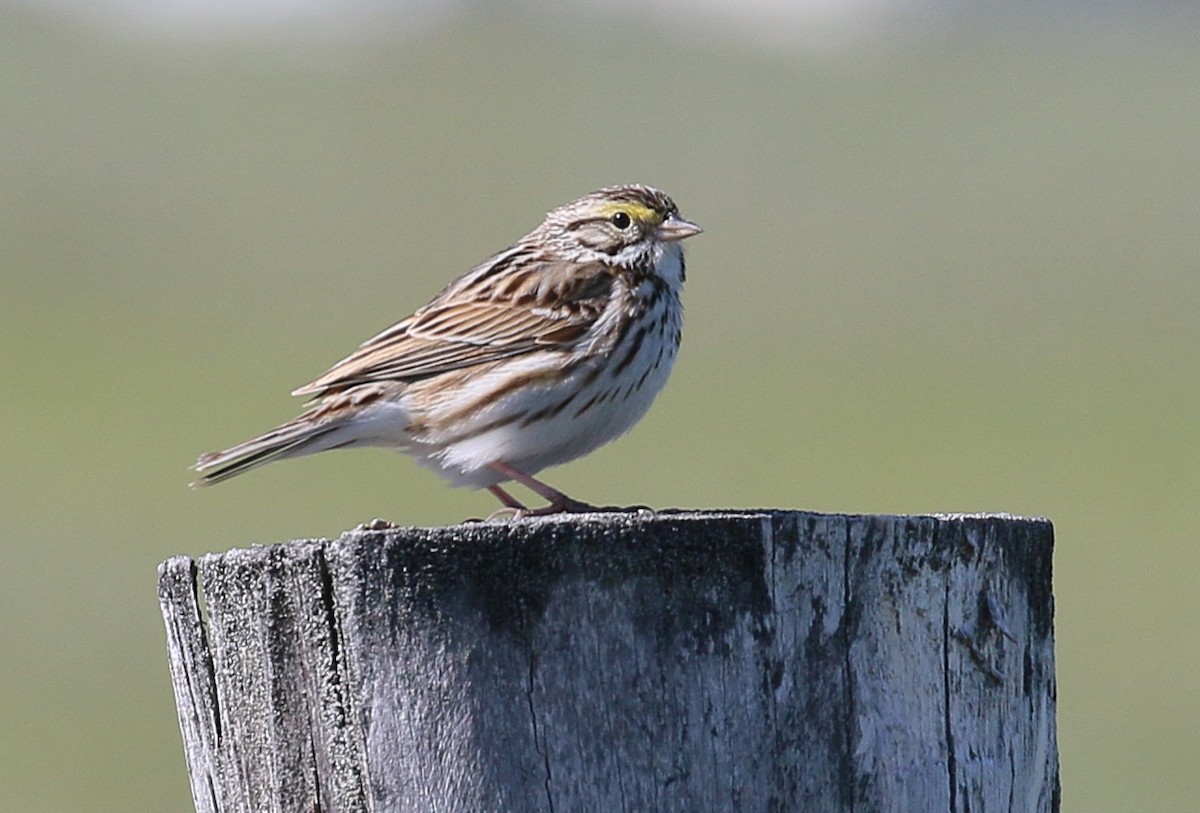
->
[191,184,701,515]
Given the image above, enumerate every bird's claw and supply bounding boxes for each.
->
[354,517,401,532]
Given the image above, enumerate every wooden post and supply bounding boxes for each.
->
[158,510,1059,813]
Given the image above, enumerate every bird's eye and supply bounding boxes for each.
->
[610,211,631,229]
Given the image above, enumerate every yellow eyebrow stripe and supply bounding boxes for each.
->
[597,201,661,224]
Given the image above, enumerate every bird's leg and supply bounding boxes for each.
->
[483,484,529,520]
[487,483,527,510]
[488,461,596,513]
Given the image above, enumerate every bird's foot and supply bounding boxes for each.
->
[483,500,658,521]
[354,517,401,532]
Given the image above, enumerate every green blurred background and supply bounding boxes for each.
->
[3,3,1198,810]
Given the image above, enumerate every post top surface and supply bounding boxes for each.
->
[172,508,1052,567]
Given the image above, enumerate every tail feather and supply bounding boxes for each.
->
[190,419,341,488]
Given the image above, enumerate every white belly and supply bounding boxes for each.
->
[423,331,676,487]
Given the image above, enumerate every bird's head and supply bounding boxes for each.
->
[540,184,702,266]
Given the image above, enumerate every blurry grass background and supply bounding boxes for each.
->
[3,3,1199,810]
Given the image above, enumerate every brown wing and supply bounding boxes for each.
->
[292,262,613,398]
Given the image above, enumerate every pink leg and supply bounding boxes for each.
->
[488,461,595,513]
[483,484,530,521]
[487,483,527,510]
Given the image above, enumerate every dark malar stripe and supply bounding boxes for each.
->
[624,254,661,288]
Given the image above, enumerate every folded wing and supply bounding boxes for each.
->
[293,267,611,398]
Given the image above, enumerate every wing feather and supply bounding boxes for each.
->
[293,262,612,398]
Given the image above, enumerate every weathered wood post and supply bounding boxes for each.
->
[158,510,1058,813]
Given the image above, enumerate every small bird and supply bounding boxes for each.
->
[191,185,701,515]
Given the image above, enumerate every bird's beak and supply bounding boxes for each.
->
[656,214,703,242]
